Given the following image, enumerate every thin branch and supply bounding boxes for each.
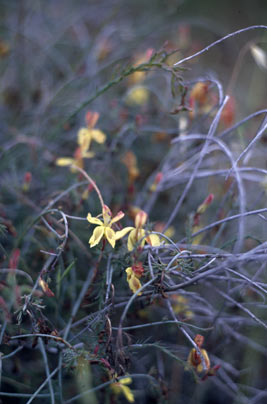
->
[174,25,267,66]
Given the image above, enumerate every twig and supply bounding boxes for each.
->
[38,338,55,404]
[25,366,59,404]
[174,25,267,66]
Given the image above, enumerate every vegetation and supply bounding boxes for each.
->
[0,2,267,403]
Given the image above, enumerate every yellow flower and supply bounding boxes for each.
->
[187,347,210,373]
[125,267,142,295]
[56,145,94,171]
[187,334,210,373]
[126,86,149,106]
[111,376,134,403]
[115,210,160,251]
[84,110,106,143]
[87,205,124,248]
[56,111,106,170]
[77,126,106,152]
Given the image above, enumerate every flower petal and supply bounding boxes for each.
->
[86,111,99,128]
[115,226,133,241]
[120,377,132,385]
[126,86,149,106]
[77,128,91,151]
[56,158,75,166]
[146,233,161,247]
[87,213,103,225]
[91,129,106,144]
[110,210,125,225]
[82,151,95,158]
[134,210,147,228]
[128,274,142,295]
[121,385,134,402]
[125,267,134,281]
[89,226,104,247]
[104,227,116,248]
[127,229,146,251]
[127,229,137,251]
[102,205,112,225]
[197,363,203,373]
[110,383,120,395]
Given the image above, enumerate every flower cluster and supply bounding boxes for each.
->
[87,207,160,295]
[110,375,134,403]
[115,209,160,251]
[56,111,106,170]
[87,207,160,251]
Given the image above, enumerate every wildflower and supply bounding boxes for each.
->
[115,210,160,251]
[131,262,144,277]
[188,347,210,373]
[125,267,142,295]
[125,263,144,295]
[56,111,106,170]
[126,86,149,106]
[56,134,94,170]
[83,111,106,145]
[111,376,134,403]
[87,205,124,248]
[187,334,210,373]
